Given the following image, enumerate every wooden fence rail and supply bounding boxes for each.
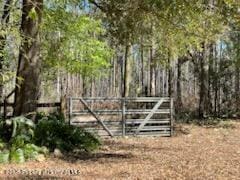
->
[0,102,61,119]
[0,102,61,107]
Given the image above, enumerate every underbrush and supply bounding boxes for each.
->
[0,112,101,164]
[174,115,237,136]
[0,117,48,163]
[34,112,101,152]
[175,117,236,129]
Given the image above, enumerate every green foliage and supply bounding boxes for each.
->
[0,139,6,150]
[0,71,17,86]
[28,7,37,20]
[95,0,228,62]
[0,113,100,164]
[23,143,48,160]
[7,116,35,139]
[42,6,113,78]
[36,111,65,123]
[34,115,101,152]
[0,117,48,164]
[10,148,25,163]
[0,1,22,86]
[0,150,9,164]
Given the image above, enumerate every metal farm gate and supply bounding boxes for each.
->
[69,97,174,137]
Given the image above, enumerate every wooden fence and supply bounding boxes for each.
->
[0,101,61,119]
[69,97,174,137]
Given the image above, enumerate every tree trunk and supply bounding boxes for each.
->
[0,0,12,101]
[217,43,223,117]
[112,57,116,96]
[122,44,131,97]
[176,58,183,112]
[149,45,156,96]
[14,0,43,117]
[235,65,240,112]
[82,75,87,97]
[59,72,68,119]
[235,34,240,114]
[214,44,218,117]
[141,44,144,94]
[199,44,209,119]
[168,55,173,97]
[208,44,214,114]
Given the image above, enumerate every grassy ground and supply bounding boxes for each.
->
[0,121,239,179]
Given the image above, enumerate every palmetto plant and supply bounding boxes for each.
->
[0,117,48,164]
[0,113,101,164]
[34,115,101,152]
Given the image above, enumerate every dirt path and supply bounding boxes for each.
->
[0,121,240,179]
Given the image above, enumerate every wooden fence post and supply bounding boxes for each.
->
[3,98,7,120]
[60,95,67,120]
[68,97,72,125]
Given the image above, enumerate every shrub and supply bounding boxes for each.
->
[35,111,65,123]
[0,117,48,164]
[0,113,100,164]
[34,116,101,152]
[0,150,9,164]
[0,120,12,142]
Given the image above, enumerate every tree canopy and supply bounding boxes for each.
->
[0,0,239,117]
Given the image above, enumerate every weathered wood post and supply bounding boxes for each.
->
[3,97,7,120]
[60,95,68,121]
[68,97,72,125]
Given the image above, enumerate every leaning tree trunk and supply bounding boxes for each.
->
[0,0,12,101]
[14,0,43,117]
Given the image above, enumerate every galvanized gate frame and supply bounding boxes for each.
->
[69,97,174,137]
[134,99,164,135]
[69,97,113,137]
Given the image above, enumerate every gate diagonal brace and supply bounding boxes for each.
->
[135,99,164,135]
[79,98,113,137]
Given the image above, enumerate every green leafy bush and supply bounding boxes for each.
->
[23,143,48,160]
[0,150,9,164]
[35,111,65,123]
[10,148,25,163]
[0,113,100,164]
[0,117,48,164]
[34,116,101,152]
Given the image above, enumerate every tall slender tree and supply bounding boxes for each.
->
[199,44,209,118]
